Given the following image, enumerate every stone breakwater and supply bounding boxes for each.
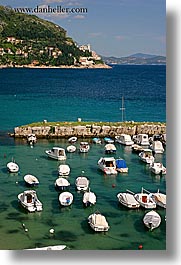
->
[13,123,166,139]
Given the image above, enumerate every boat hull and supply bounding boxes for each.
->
[26,245,67,250]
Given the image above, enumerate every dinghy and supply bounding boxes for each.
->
[83,189,96,207]
[75,176,89,191]
[55,177,70,191]
[143,210,161,231]
[59,191,73,206]
[58,164,70,176]
[66,145,76,153]
[7,161,19,173]
[24,174,39,187]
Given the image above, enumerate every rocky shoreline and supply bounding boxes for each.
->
[0,63,112,69]
[13,122,166,139]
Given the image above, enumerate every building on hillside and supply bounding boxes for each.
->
[79,44,91,52]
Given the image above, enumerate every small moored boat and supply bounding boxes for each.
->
[83,189,96,207]
[150,189,166,208]
[59,191,73,206]
[27,134,37,145]
[133,134,149,145]
[104,137,114,143]
[45,147,66,160]
[7,161,19,173]
[88,211,110,232]
[131,144,144,154]
[150,162,166,175]
[79,142,90,153]
[26,245,67,250]
[104,143,116,154]
[117,192,140,209]
[55,177,70,191]
[18,190,43,212]
[75,175,89,191]
[139,149,155,164]
[68,136,77,143]
[92,137,102,144]
[58,164,70,176]
[66,145,76,153]
[143,210,161,231]
[134,188,156,209]
[116,158,128,173]
[98,157,117,175]
[150,140,164,154]
[115,134,134,146]
[24,174,39,187]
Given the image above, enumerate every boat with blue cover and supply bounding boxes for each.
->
[116,158,128,173]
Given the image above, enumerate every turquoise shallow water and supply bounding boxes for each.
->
[0,137,166,250]
[0,66,166,250]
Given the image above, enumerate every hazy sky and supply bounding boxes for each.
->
[1,0,166,57]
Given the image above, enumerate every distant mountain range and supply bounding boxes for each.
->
[101,53,166,65]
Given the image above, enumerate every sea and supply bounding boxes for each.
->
[0,65,166,250]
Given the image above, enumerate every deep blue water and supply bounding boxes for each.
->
[0,65,166,250]
[0,65,166,132]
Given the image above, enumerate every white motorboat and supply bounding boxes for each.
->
[134,188,156,209]
[18,190,43,212]
[58,164,70,176]
[79,142,90,153]
[66,145,76,153]
[98,157,117,175]
[68,136,77,143]
[150,162,166,175]
[92,137,102,144]
[151,190,166,208]
[59,191,73,206]
[104,143,116,154]
[116,158,128,173]
[149,134,162,144]
[24,174,39,187]
[75,176,89,191]
[141,188,166,209]
[150,140,164,154]
[117,192,140,209]
[83,189,96,207]
[131,144,144,154]
[55,177,70,191]
[133,134,149,145]
[7,161,19,173]
[104,137,114,143]
[26,245,67,250]
[27,134,37,145]
[115,134,134,145]
[45,147,66,160]
[139,149,155,164]
[88,211,110,232]
[143,210,161,231]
